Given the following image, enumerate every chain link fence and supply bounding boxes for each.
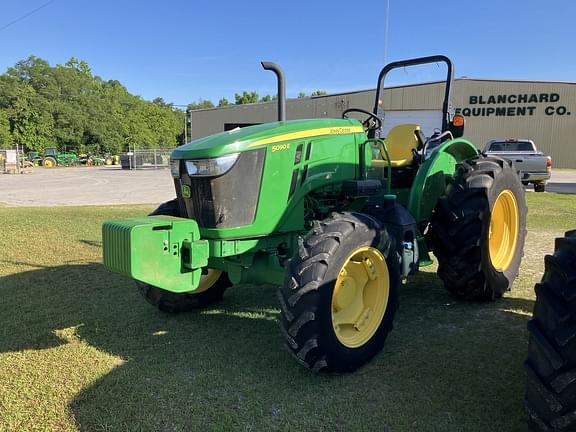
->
[120,149,172,170]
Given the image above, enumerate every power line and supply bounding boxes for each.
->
[0,0,58,33]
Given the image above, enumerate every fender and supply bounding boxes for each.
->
[407,138,479,224]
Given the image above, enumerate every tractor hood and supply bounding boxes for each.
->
[171,118,364,160]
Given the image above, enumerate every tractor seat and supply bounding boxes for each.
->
[374,123,421,168]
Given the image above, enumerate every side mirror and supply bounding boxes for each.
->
[449,114,465,138]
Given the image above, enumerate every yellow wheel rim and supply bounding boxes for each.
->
[44,159,54,167]
[188,269,221,294]
[331,246,389,348]
[489,190,520,271]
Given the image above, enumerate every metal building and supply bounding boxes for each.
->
[190,79,576,168]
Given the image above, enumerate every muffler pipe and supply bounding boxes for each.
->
[261,61,286,121]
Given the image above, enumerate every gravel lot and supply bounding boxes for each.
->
[0,166,575,207]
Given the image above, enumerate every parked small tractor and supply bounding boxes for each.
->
[24,151,42,166]
[103,56,527,373]
[525,231,576,431]
[42,147,78,167]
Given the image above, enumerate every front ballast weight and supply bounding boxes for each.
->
[102,216,209,293]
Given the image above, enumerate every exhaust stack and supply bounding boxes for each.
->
[261,61,286,122]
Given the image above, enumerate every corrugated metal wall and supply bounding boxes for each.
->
[190,79,576,168]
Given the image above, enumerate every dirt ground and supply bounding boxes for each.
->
[1,166,575,207]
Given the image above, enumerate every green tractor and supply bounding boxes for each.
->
[102,56,527,373]
[42,147,78,167]
[23,151,42,166]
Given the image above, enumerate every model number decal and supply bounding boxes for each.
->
[272,143,291,152]
[329,127,353,134]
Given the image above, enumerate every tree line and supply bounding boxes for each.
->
[0,56,328,154]
[187,90,327,110]
[0,56,184,154]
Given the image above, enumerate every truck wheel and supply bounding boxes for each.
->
[278,212,400,373]
[137,199,231,312]
[430,155,527,300]
[534,182,546,193]
[43,157,57,168]
[525,231,576,431]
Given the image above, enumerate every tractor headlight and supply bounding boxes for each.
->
[185,153,240,177]
[170,159,180,178]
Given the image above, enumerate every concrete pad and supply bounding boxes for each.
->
[535,169,576,194]
[1,166,575,207]
[0,166,175,207]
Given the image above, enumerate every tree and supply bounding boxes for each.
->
[187,99,214,110]
[260,95,272,102]
[297,92,306,98]
[0,110,12,149]
[311,90,327,96]
[65,57,92,76]
[0,55,184,154]
[4,80,55,152]
[234,91,259,105]
[152,97,173,108]
[218,98,230,107]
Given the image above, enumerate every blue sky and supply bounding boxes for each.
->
[2,0,574,105]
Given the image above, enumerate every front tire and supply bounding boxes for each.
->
[278,212,400,373]
[525,231,576,431]
[137,199,231,312]
[431,155,527,300]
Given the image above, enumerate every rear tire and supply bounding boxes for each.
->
[430,155,527,300]
[278,212,400,373]
[43,156,57,168]
[137,199,231,312]
[525,231,576,431]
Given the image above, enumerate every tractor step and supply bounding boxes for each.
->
[102,216,208,292]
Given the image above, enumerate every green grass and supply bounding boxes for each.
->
[1,194,575,431]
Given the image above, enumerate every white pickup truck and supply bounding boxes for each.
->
[483,139,552,192]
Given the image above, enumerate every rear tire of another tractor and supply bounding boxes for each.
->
[278,212,400,373]
[524,231,576,431]
[43,156,57,168]
[136,199,232,313]
[430,155,527,301]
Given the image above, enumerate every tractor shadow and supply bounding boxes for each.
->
[0,264,535,431]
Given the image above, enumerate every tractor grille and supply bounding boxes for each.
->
[178,149,265,228]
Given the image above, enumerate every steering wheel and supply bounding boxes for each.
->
[342,108,382,131]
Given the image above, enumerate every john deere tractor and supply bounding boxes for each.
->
[42,147,78,167]
[103,56,527,373]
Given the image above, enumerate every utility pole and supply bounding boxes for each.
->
[383,0,390,65]
[172,105,190,145]
[184,110,188,144]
